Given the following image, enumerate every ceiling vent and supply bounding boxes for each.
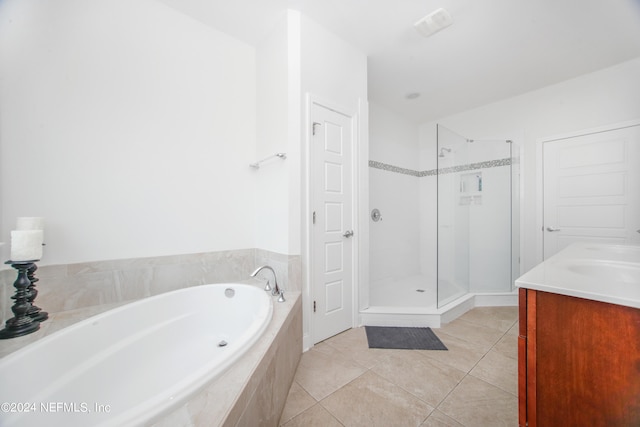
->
[414,8,453,38]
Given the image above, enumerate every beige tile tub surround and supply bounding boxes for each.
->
[0,248,303,426]
[0,286,303,426]
[0,248,301,327]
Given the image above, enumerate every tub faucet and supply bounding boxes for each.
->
[250,265,285,302]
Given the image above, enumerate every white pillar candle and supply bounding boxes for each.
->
[16,217,45,231]
[10,230,43,261]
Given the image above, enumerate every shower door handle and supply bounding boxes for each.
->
[343,230,354,238]
[546,227,561,232]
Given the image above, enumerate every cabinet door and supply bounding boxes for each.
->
[534,291,640,426]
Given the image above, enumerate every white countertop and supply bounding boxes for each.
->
[515,243,640,309]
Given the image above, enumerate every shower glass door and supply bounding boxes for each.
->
[437,125,470,306]
[437,124,517,308]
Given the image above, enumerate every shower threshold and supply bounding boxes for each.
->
[360,292,516,328]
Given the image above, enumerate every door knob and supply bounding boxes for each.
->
[546,227,561,232]
[343,230,354,238]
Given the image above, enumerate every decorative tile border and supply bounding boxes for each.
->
[420,168,437,177]
[369,158,512,177]
[368,160,420,177]
[435,158,512,175]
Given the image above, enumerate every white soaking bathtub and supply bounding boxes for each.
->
[0,283,273,427]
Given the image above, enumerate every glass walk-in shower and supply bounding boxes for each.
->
[436,124,519,308]
[365,123,519,322]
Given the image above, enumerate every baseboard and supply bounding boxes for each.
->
[474,292,518,306]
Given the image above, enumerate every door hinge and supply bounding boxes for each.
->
[312,122,321,136]
[313,300,316,313]
[313,211,316,224]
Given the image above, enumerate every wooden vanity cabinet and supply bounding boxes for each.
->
[518,288,640,427]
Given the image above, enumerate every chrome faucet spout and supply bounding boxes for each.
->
[250,265,281,297]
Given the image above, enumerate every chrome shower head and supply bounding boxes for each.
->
[439,147,452,157]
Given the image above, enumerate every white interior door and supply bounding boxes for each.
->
[311,102,354,344]
[543,125,640,259]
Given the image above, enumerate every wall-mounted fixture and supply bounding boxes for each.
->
[249,152,286,169]
[414,8,453,38]
[371,208,383,222]
[439,147,452,157]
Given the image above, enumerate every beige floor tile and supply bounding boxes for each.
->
[457,306,518,333]
[322,326,365,347]
[470,349,518,396]
[321,370,434,427]
[491,331,518,360]
[279,381,317,425]
[372,349,466,407]
[281,308,520,427]
[435,320,505,352]
[506,321,519,335]
[438,375,517,427]
[320,326,387,369]
[420,410,465,427]
[294,346,367,400]
[281,403,343,427]
[417,332,487,373]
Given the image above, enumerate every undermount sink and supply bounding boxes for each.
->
[517,242,640,310]
[561,259,640,284]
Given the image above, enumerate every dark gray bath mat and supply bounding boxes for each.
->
[365,326,448,350]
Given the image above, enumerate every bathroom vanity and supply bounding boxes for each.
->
[516,243,640,427]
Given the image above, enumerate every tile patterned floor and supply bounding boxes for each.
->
[279,307,519,427]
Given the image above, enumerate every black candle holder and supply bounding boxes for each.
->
[0,260,40,339]
[25,263,48,322]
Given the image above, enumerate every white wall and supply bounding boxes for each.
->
[369,103,420,170]
[254,10,290,254]
[420,57,640,275]
[368,102,420,298]
[300,15,367,118]
[0,0,257,265]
